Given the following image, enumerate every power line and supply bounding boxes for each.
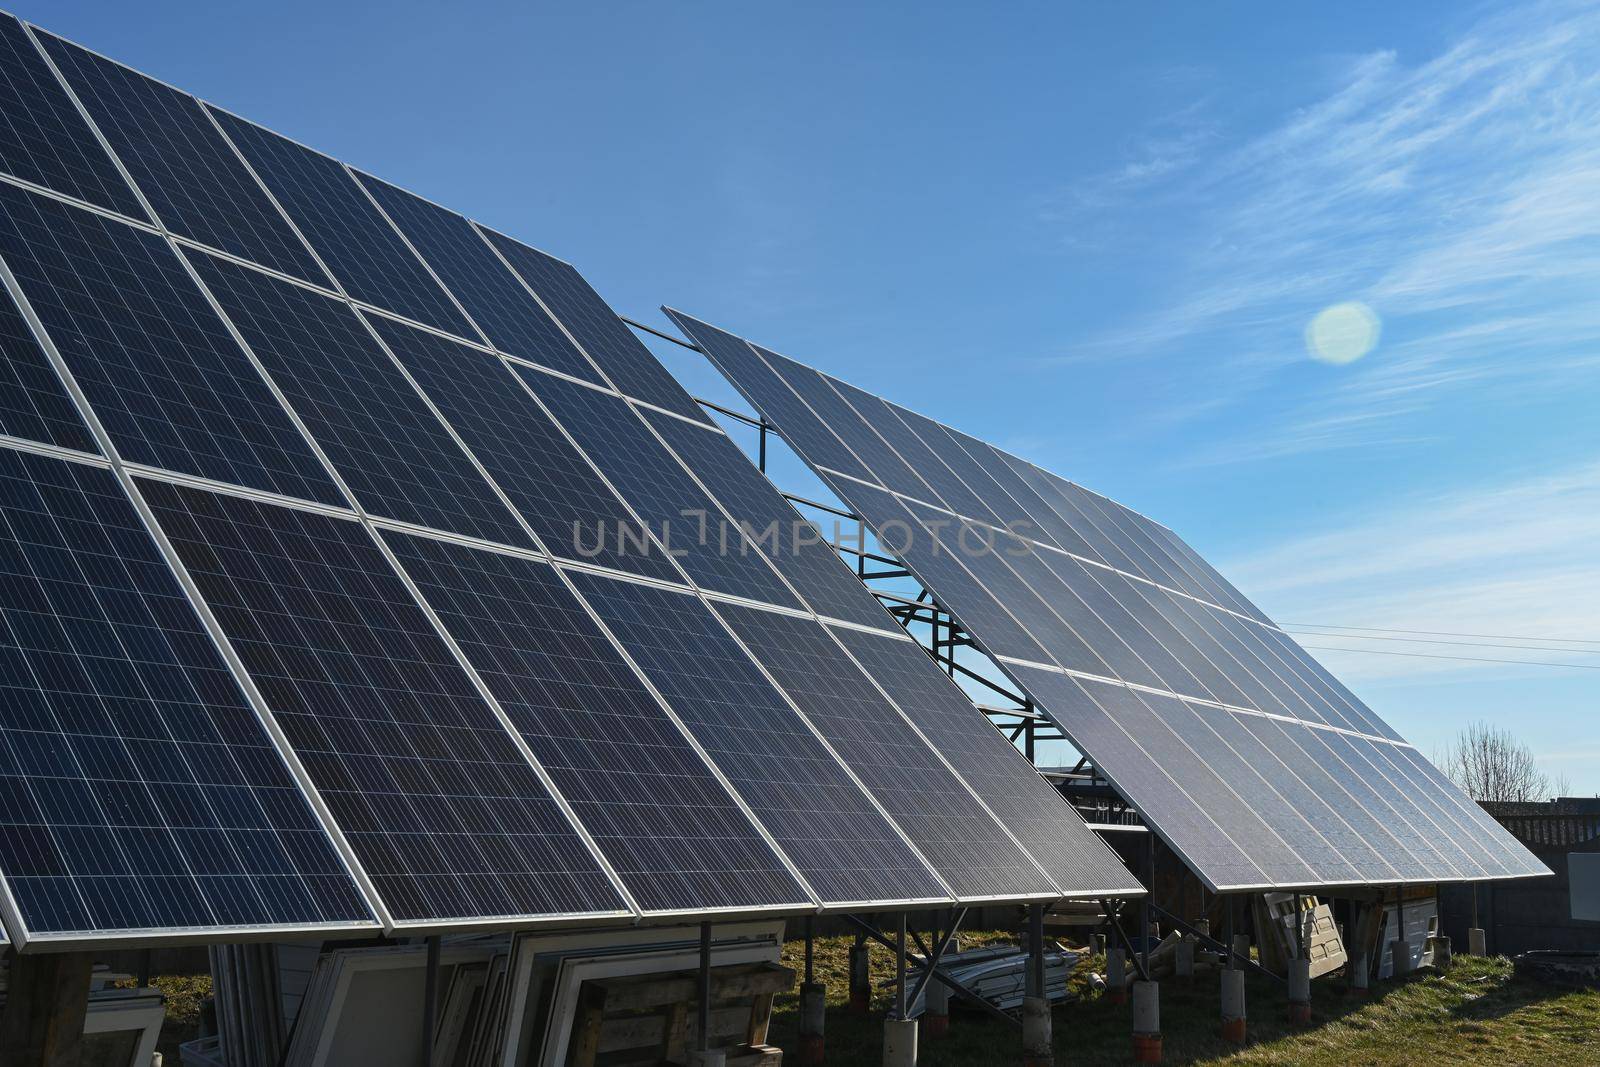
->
[1286,623,1600,646]
[1285,630,1600,656]
[1300,644,1600,671]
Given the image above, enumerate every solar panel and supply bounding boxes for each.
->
[187,250,533,549]
[714,601,1058,901]
[378,530,809,914]
[206,107,478,341]
[566,570,950,907]
[0,183,344,505]
[672,310,1549,891]
[0,16,144,218]
[366,313,680,582]
[141,478,632,926]
[638,410,897,632]
[354,174,602,384]
[0,278,95,454]
[519,371,803,610]
[35,32,327,286]
[828,626,1143,897]
[0,449,375,942]
[479,230,711,425]
[663,311,875,483]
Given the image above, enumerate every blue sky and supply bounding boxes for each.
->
[28,0,1600,792]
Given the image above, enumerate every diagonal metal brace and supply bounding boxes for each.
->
[842,912,1017,1028]
[1099,898,1149,982]
[1150,901,1284,985]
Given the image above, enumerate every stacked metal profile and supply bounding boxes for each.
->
[667,310,1549,894]
[0,17,1141,951]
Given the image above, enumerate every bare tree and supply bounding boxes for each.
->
[1436,721,1562,804]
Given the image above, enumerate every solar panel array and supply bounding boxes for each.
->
[0,17,1138,947]
[667,309,1549,893]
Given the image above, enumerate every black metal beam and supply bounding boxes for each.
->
[622,314,701,350]
[842,913,1018,1028]
[1151,902,1283,985]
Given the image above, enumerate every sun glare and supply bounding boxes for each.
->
[1306,301,1381,365]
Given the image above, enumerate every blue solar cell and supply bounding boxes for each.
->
[0,280,95,454]
[206,107,477,340]
[567,571,948,906]
[355,175,601,383]
[829,626,1141,897]
[881,401,1012,527]
[519,370,803,609]
[640,411,896,632]
[665,311,876,483]
[37,33,327,286]
[0,449,374,938]
[0,16,144,217]
[0,184,343,503]
[954,435,1100,560]
[379,530,808,914]
[481,233,710,424]
[837,479,1051,664]
[366,314,679,582]
[141,479,631,925]
[1013,668,1270,890]
[716,602,1055,901]
[188,251,533,548]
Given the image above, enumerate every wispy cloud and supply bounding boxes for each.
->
[1042,0,1600,461]
[1221,457,1600,682]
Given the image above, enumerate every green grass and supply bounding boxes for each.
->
[767,934,1600,1065]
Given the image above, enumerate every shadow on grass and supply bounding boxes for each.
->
[766,938,1598,1067]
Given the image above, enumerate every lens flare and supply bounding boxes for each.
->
[1306,302,1380,365]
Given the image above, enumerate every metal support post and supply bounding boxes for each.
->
[884,912,917,1067]
[799,915,826,1064]
[1142,832,1155,974]
[422,935,441,1067]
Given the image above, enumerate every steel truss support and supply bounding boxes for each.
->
[1150,902,1283,984]
[840,911,1014,1027]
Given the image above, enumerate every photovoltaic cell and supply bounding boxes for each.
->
[206,108,476,340]
[0,16,144,218]
[0,184,343,504]
[0,449,373,938]
[829,626,1142,897]
[640,411,896,632]
[189,250,532,548]
[520,371,803,610]
[566,571,948,906]
[140,479,630,925]
[366,314,679,582]
[0,280,95,453]
[37,33,327,286]
[836,479,1050,663]
[716,602,1054,900]
[378,530,808,914]
[678,311,1549,891]
[481,231,710,425]
[354,174,601,384]
[664,310,875,483]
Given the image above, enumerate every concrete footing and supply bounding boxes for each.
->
[687,1051,726,1067]
[1132,980,1161,1063]
[1468,927,1487,956]
[1349,950,1370,997]
[1022,995,1053,1067]
[922,977,949,1038]
[1106,946,1128,1004]
[1429,934,1452,970]
[883,1017,917,1067]
[1174,940,1195,981]
[1287,957,1311,1025]
[1220,968,1246,1044]
[799,981,826,1064]
[848,943,871,1014]
[1391,939,1414,978]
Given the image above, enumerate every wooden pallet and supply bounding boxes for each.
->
[566,961,793,1066]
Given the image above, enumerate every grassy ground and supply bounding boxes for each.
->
[767,933,1600,1065]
